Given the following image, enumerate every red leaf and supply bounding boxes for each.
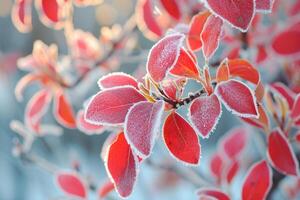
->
[201,15,223,60]
[163,112,201,165]
[56,172,87,198]
[289,0,300,16]
[272,29,300,56]
[160,0,181,20]
[25,89,51,132]
[85,86,145,126]
[267,128,299,176]
[35,0,68,29]
[256,0,274,12]
[98,72,138,90]
[291,94,300,121]
[76,110,104,135]
[269,82,295,109]
[210,153,224,182]
[11,0,32,33]
[169,48,200,79]
[228,59,260,85]
[189,94,222,138]
[221,127,247,159]
[187,11,211,51]
[256,45,268,63]
[54,91,76,128]
[241,160,272,200]
[98,180,115,199]
[226,160,240,184]
[215,79,259,118]
[216,59,229,83]
[136,0,163,39]
[197,188,230,200]
[105,132,138,198]
[205,0,255,31]
[147,34,185,82]
[125,101,164,158]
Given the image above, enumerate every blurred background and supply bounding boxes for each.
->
[0,0,299,199]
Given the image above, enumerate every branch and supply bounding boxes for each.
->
[64,14,138,88]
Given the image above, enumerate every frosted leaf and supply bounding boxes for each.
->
[124,100,164,158]
[189,94,222,138]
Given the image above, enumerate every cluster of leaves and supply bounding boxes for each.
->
[9,0,300,199]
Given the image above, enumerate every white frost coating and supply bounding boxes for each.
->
[97,72,138,90]
[215,80,260,119]
[266,127,300,176]
[187,95,223,139]
[200,15,223,60]
[202,0,256,32]
[103,134,140,199]
[162,112,201,167]
[255,0,275,13]
[124,100,165,159]
[84,85,144,127]
[146,33,185,82]
[241,160,273,200]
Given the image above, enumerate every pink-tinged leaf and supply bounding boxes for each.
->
[210,153,224,183]
[11,0,32,33]
[56,172,87,198]
[124,101,164,158]
[272,29,300,56]
[98,180,115,199]
[228,59,260,85]
[161,78,186,101]
[98,72,138,90]
[269,82,295,109]
[189,94,222,138]
[160,0,181,20]
[105,132,138,198]
[242,160,272,200]
[197,188,230,200]
[205,0,255,31]
[101,134,118,161]
[268,128,299,176]
[216,59,229,83]
[256,0,274,12]
[187,11,211,51]
[169,48,200,80]
[53,92,76,128]
[147,34,185,82]
[226,160,240,184]
[201,15,223,60]
[221,127,247,159]
[136,0,163,39]
[215,79,259,118]
[76,110,104,135]
[25,89,51,132]
[35,0,66,29]
[85,86,146,126]
[163,112,201,165]
[291,94,300,121]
